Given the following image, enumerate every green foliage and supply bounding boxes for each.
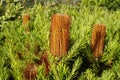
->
[0,2,23,21]
[78,69,97,80]
[0,58,9,80]
[81,0,120,10]
[100,0,120,10]
[0,2,120,80]
[100,69,116,80]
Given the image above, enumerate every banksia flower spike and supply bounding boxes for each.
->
[91,24,106,58]
[22,14,31,50]
[24,63,37,80]
[50,13,70,57]
[22,14,30,33]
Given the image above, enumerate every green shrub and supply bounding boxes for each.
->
[100,0,120,10]
[81,0,120,10]
[0,2,120,80]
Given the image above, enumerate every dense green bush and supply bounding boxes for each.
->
[0,1,120,80]
[81,0,120,10]
[100,0,120,10]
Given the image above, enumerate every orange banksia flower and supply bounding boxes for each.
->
[22,14,30,32]
[91,24,106,58]
[50,13,70,57]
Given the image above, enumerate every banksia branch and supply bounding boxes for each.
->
[91,24,106,58]
[22,14,30,33]
[37,52,50,75]
[41,53,50,75]
[50,13,70,57]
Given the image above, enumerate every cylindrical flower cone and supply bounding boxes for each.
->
[91,24,106,58]
[22,14,30,33]
[50,13,70,57]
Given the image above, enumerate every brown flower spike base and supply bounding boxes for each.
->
[91,24,106,58]
[22,14,30,33]
[50,13,70,57]
[24,63,37,80]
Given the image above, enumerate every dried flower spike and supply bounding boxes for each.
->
[24,63,37,80]
[22,14,30,32]
[50,13,70,57]
[91,24,106,58]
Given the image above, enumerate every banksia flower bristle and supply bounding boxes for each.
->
[50,13,70,57]
[91,24,106,58]
[24,63,37,80]
[22,14,30,32]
